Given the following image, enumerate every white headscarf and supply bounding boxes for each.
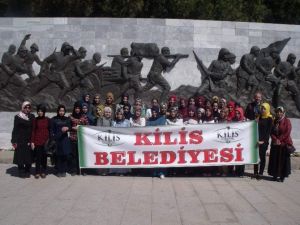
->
[18,101,31,120]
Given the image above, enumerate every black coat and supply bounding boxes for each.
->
[50,116,71,156]
[11,114,35,165]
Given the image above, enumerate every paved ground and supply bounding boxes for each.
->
[0,164,300,225]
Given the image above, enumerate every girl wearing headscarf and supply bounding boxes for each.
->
[254,102,273,179]
[232,107,246,176]
[130,108,146,127]
[166,107,183,126]
[233,107,246,122]
[178,98,188,119]
[268,106,293,182]
[69,101,89,175]
[92,93,104,122]
[184,106,198,125]
[167,95,177,110]
[31,104,50,179]
[146,98,160,119]
[50,105,71,177]
[196,96,206,109]
[227,101,236,122]
[146,107,166,126]
[11,101,35,178]
[82,102,95,125]
[104,92,116,118]
[112,108,130,128]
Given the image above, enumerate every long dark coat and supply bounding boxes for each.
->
[11,114,35,165]
[50,116,71,156]
[268,117,292,178]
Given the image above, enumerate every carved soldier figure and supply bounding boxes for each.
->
[236,46,260,95]
[30,42,79,95]
[119,48,143,98]
[19,34,43,80]
[59,52,104,97]
[196,48,233,94]
[142,46,182,102]
[254,48,280,99]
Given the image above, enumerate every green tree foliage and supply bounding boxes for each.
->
[0,0,299,24]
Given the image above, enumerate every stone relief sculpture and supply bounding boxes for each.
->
[0,33,299,117]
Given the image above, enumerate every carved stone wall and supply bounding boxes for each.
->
[0,18,299,90]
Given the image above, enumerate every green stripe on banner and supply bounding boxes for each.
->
[251,121,259,163]
[78,126,85,167]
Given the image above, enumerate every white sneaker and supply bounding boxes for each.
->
[160,174,165,179]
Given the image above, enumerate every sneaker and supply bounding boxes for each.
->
[34,174,40,179]
[160,174,165,179]
[40,173,46,179]
[24,173,31,178]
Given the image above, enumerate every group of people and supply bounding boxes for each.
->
[11,91,294,182]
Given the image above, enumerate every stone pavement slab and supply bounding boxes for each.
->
[0,164,300,225]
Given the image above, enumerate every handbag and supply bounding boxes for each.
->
[286,144,296,154]
[44,139,57,156]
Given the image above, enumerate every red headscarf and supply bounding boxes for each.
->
[235,107,245,121]
[196,96,206,108]
[178,98,188,119]
[227,101,236,122]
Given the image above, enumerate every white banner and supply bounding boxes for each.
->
[78,121,258,168]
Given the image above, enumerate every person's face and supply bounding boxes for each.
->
[271,51,279,60]
[123,96,128,103]
[179,99,185,107]
[254,93,262,104]
[58,108,65,117]
[124,106,130,113]
[161,106,167,113]
[104,110,111,118]
[80,50,87,59]
[220,110,226,119]
[152,110,158,118]
[152,99,158,107]
[253,50,260,58]
[235,110,241,119]
[75,107,81,114]
[94,54,101,63]
[23,105,31,114]
[106,96,113,104]
[169,98,176,106]
[276,110,284,119]
[170,110,177,118]
[197,111,202,119]
[198,98,203,106]
[116,112,123,120]
[188,110,195,117]
[121,48,129,57]
[189,98,195,105]
[213,103,219,111]
[228,105,234,112]
[205,109,212,117]
[162,48,170,56]
[37,110,44,117]
[82,106,88,113]
[288,56,296,65]
[220,101,226,108]
[135,110,141,117]
[261,106,266,115]
[94,96,100,104]
[30,47,37,54]
[229,56,236,64]
[85,95,90,102]
[206,101,211,108]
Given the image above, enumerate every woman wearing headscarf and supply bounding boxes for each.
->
[227,101,236,122]
[232,107,247,176]
[233,107,246,122]
[130,108,146,127]
[183,105,198,125]
[50,105,71,177]
[97,107,113,127]
[82,102,95,125]
[145,98,160,119]
[116,92,131,112]
[11,101,35,178]
[268,106,293,182]
[104,92,116,119]
[203,107,215,123]
[178,98,188,119]
[166,107,183,126]
[92,93,104,123]
[254,103,273,179]
[146,106,166,126]
[196,96,206,109]
[112,108,130,128]
[69,101,89,175]
[31,104,50,179]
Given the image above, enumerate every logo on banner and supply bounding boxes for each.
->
[215,126,242,143]
[94,130,124,146]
